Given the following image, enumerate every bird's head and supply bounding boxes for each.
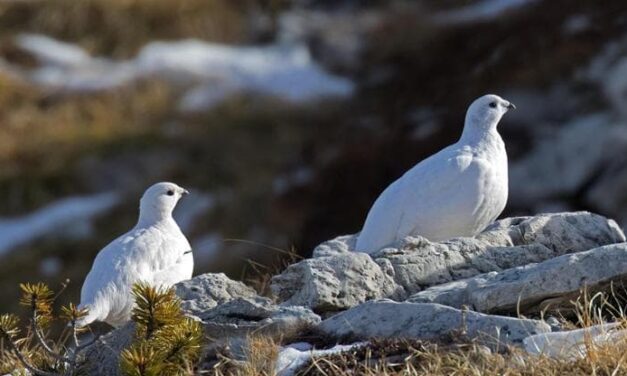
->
[464,94,515,133]
[138,182,189,224]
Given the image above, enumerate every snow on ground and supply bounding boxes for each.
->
[5,34,354,112]
[433,0,539,25]
[275,342,367,376]
[0,192,120,257]
[524,322,624,359]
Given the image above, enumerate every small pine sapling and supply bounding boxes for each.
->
[119,283,203,376]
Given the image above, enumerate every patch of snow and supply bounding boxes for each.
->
[17,34,91,67]
[178,85,238,113]
[0,192,120,257]
[433,0,539,25]
[7,34,354,111]
[276,342,367,376]
[524,322,624,359]
[286,342,314,351]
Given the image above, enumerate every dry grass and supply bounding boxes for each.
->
[210,334,627,376]
[301,338,627,376]
[234,241,302,297]
[0,77,174,168]
[211,335,280,376]
[211,288,627,376]
[0,0,284,58]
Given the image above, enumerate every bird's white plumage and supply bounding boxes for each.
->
[356,94,513,254]
[78,182,193,327]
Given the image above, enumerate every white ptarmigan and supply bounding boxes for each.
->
[78,182,193,327]
[356,94,515,254]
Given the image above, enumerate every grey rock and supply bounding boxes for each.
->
[271,252,403,312]
[409,243,627,314]
[312,234,355,257]
[81,276,318,373]
[276,212,623,309]
[175,273,258,317]
[199,296,320,340]
[317,300,550,348]
[80,323,135,376]
[375,211,624,294]
[492,211,625,253]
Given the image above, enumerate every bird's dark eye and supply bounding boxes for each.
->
[166,190,175,196]
[489,102,497,108]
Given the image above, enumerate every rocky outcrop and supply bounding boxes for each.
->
[270,252,403,312]
[317,300,551,348]
[175,273,258,316]
[80,323,135,376]
[409,243,627,314]
[271,212,624,311]
[79,212,627,374]
[178,276,320,356]
[80,273,319,374]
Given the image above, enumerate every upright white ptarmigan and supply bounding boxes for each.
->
[78,182,193,327]
[356,94,515,254]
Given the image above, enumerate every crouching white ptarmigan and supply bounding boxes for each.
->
[356,94,515,254]
[77,182,193,327]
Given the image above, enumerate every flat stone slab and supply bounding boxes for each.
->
[200,296,321,340]
[409,243,627,314]
[317,300,550,348]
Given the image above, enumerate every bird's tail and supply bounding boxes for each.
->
[73,304,100,328]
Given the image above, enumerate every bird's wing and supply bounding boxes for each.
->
[356,176,410,252]
[78,229,149,324]
[355,148,464,253]
[395,151,490,239]
[134,225,193,287]
[356,146,491,252]
[79,228,168,301]
[151,250,194,287]
[78,225,191,326]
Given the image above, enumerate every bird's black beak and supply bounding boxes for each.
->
[181,189,190,196]
[506,102,516,110]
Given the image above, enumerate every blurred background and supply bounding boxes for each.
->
[0,0,627,314]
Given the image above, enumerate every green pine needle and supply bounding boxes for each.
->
[121,283,204,376]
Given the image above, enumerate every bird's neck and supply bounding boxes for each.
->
[136,207,176,228]
[459,119,501,147]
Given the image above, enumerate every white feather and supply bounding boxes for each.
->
[78,182,193,327]
[356,94,512,254]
